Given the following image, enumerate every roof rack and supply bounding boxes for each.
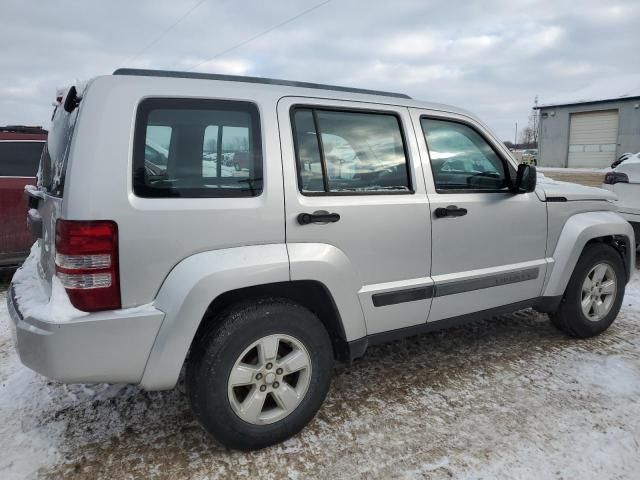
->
[113,68,412,100]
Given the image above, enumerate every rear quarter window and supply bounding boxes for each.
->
[0,141,44,177]
[133,98,263,198]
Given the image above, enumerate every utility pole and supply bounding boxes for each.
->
[532,95,539,145]
[514,121,518,147]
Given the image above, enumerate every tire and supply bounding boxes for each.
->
[550,243,626,338]
[186,298,334,450]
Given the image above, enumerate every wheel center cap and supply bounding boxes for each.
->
[264,372,277,385]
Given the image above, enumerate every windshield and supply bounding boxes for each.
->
[38,91,79,196]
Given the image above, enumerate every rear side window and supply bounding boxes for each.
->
[40,91,79,196]
[133,98,262,198]
[292,107,412,194]
[0,141,44,176]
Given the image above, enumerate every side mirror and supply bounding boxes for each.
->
[514,164,537,193]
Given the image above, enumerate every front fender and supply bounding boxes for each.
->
[543,211,635,297]
[140,244,290,390]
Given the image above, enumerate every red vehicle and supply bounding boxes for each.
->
[0,126,47,267]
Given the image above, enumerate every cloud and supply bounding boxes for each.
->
[0,0,639,139]
[182,58,253,75]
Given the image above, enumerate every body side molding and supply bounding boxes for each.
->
[369,266,541,307]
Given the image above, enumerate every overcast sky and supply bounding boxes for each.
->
[1,0,639,141]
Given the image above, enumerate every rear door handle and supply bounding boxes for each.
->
[297,210,341,225]
[434,205,468,218]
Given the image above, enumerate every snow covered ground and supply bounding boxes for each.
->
[537,166,609,173]
[1,265,639,479]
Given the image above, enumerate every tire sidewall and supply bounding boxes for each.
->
[187,300,333,450]
[563,245,625,336]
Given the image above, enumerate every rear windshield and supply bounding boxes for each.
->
[39,93,80,196]
[0,141,45,177]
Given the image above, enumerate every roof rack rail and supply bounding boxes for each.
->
[113,68,412,100]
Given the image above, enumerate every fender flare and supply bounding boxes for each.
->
[287,242,367,341]
[140,244,290,390]
[140,243,367,390]
[542,211,635,298]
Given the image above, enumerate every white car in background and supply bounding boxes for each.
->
[603,152,640,248]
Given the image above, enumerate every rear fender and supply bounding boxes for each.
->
[140,244,289,390]
[287,243,367,341]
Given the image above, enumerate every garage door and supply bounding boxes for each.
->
[567,110,618,168]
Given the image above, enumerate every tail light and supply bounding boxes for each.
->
[604,172,629,185]
[55,220,120,311]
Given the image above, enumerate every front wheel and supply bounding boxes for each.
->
[551,243,626,338]
[186,298,334,450]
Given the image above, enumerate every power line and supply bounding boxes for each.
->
[124,0,209,65]
[183,0,332,72]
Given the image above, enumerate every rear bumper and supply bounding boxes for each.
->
[7,283,164,384]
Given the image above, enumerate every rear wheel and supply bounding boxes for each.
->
[551,243,625,338]
[186,298,333,450]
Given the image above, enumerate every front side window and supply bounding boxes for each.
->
[292,108,411,194]
[133,98,262,198]
[421,118,509,192]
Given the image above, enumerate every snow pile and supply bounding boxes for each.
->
[11,243,87,322]
[536,171,559,185]
[0,289,65,480]
[538,166,610,173]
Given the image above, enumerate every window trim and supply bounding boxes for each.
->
[420,115,515,194]
[132,97,263,199]
[290,105,415,196]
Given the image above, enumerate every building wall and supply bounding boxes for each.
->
[538,98,640,167]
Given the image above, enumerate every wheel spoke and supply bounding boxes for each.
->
[594,299,607,317]
[229,363,259,387]
[240,387,267,422]
[581,295,594,314]
[600,279,616,295]
[272,383,300,412]
[228,333,312,425]
[258,336,279,365]
[582,275,593,293]
[278,349,309,375]
[592,264,608,284]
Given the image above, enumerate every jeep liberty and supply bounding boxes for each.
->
[8,69,635,450]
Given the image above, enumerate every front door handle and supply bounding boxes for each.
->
[297,210,341,225]
[434,205,468,218]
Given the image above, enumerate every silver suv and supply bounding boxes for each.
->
[8,69,636,450]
